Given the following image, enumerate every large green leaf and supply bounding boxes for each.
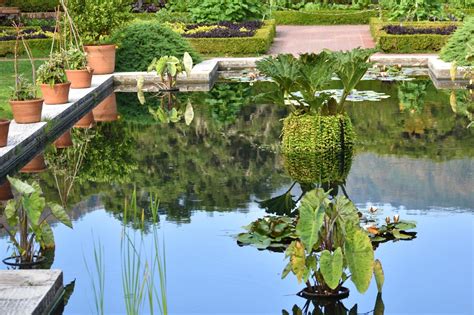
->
[296,190,326,251]
[5,200,18,227]
[39,222,55,249]
[7,176,35,195]
[320,247,343,290]
[286,241,307,283]
[344,228,374,293]
[183,52,193,77]
[49,203,73,228]
[22,193,45,227]
[374,259,384,293]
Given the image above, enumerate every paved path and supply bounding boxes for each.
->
[269,25,375,55]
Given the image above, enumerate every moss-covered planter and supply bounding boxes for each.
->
[282,113,355,184]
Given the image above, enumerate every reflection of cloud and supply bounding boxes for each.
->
[348,153,474,211]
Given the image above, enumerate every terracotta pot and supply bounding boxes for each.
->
[9,99,44,124]
[74,111,95,129]
[20,153,47,173]
[93,93,118,122]
[0,180,13,201]
[65,69,94,89]
[54,129,73,148]
[84,45,116,75]
[0,119,10,147]
[40,82,71,105]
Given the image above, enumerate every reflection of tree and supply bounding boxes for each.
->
[78,121,138,185]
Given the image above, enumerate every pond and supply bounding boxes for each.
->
[1,78,473,314]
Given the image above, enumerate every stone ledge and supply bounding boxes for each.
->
[0,270,63,315]
[370,53,437,67]
[428,56,470,80]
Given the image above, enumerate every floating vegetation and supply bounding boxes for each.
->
[365,217,418,244]
[316,89,391,102]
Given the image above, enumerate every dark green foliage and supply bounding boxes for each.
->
[371,18,458,53]
[440,17,474,66]
[273,9,379,25]
[387,0,444,21]
[113,22,201,72]
[282,114,355,183]
[187,20,276,55]
[190,0,265,23]
[5,0,58,12]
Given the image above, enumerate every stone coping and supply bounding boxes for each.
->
[0,270,63,315]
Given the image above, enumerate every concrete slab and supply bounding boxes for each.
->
[0,270,63,315]
[428,56,470,80]
[370,53,437,67]
[0,75,114,178]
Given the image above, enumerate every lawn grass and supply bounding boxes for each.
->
[0,60,44,119]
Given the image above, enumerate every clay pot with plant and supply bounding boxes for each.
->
[0,176,72,267]
[37,52,71,105]
[9,24,43,124]
[68,0,131,74]
[20,153,47,174]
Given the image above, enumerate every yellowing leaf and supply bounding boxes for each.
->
[374,259,384,293]
[287,241,307,283]
[183,52,193,77]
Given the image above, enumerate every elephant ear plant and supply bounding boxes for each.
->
[282,188,384,299]
[0,176,72,266]
[147,52,194,90]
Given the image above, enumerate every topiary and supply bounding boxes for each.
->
[5,0,58,12]
[440,17,474,66]
[112,21,201,72]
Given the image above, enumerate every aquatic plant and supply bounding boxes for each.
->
[282,189,384,297]
[147,53,193,90]
[0,176,72,264]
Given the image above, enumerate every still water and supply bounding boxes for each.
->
[1,79,473,314]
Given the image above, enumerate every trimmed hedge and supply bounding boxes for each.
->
[5,0,58,12]
[370,18,459,53]
[273,10,379,25]
[186,19,276,55]
[0,38,52,57]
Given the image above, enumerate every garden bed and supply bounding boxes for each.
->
[370,18,459,53]
[273,9,379,25]
[185,20,276,56]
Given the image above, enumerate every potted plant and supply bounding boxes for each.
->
[256,49,373,156]
[68,0,131,74]
[37,52,71,105]
[60,0,94,88]
[0,178,13,202]
[282,188,384,300]
[147,53,193,91]
[0,176,72,267]
[9,24,43,124]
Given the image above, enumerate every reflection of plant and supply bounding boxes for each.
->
[398,80,429,113]
[237,216,297,251]
[449,89,474,128]
[283,292,385,315]
[206,83,250,125]
[45,129,94,208]
[367,217,417,244]
[78,122,138,184]
[1,176,72,263]
[282,189,383,297]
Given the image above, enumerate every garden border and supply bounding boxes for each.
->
[369,18,459,53]
[186,19,276,55]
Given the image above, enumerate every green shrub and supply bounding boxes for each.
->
[273,9,379,25]
[0,38,52,57]
[387,0,444,21]
[113,21,201,72]
[440,17,474,66]
[187,20,276,56]
[370,18,458,53]
[68,0,131,44]
[5,0,58,12]
[190,0,265,23]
